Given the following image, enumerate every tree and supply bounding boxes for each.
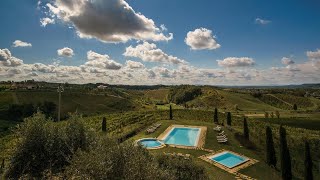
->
[271,112,274,118]
[280,125,292,180]
[265,112,269,118]
[226,112,231,126]
[102,117,107,132]
[214,108,218,124]
[243,117,249,140]
[293,104,298,111]
[304,141,313,180]
[275,111,280,118]
[169,105,173,120]
[266,126,277,167]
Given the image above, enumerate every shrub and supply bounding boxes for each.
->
[266,126,277,167]
[279,126,292,180]
[5,112,92,178]
[304,141,313,180]
[214,108,218,124]
[226,112,231,126]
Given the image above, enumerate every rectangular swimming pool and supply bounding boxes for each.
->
[210,151,249,168]
[163,127,201,147]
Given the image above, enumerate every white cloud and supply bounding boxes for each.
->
[306,49,320,60]
[124,42,186,64]
[57,47,74,57]
[0,49,23,67]
[255,18,271,25]
[281,57,295,65]
[217,57,255,68]
[12,40,32,47]
[43,0,173,43]
[185,28,220,50]
[85,50,122,70]
[125,60,145,69]
[160,24,167,31]
[40,17,55,27]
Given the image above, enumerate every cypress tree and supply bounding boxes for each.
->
[102,117,107,132]
[266,126,277,167]
[214,108,218,124]
[304,141,313,180]
[169,105,173,120]
[226,112,231,126]
[280,125,292,180]
[243,117,249,140]
[293,104,297,111]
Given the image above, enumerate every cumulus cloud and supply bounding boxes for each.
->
[125,60,145,69]
[255,18,271,25]
[85,50,122,70]
[185,28,220,50]
[43,0,173,43]
[124,42,186,64]
[0,49,23,66]
[306,49,320,60]
[40,17,55,27]
[281,57,295,65]
[217,57,255,68]
[12,40,32,47]
[57,47,74,57]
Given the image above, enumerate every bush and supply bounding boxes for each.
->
[66,138,171,179]
[5,112,93,178]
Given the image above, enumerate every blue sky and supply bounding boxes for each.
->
[0,0,320,85]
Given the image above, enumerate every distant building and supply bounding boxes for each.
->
[97,85,108,90]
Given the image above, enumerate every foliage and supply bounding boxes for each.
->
[65,137,208,180]
[293,104,298,111]
[168,86,202,104]
[5,112,93,178]
[275,111,280,118]
[243,117,249,140]
[279,126,292,180]
[265,126,277,167]
[304,141,313,180]
[157,155,208,180]
[214,108,218,123]
[226,112,231,126]
[102,117,107,132]
[170,105,173,120]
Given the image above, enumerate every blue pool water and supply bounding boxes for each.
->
[163,127,200,146]
[138,139,162,148]
[211,152,248,168]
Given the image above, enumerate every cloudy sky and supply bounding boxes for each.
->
[0,0,320,85]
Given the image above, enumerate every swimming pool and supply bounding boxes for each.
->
[136,138,165,149]
[209,151,249,168]
[163,127,201,147]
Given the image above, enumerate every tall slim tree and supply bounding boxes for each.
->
[226,112,231,126]
[243,117,249,140]
[280,125,292,180]
[304,141,313,180]
[169,105,173,120]
[214,108,218,124]
[293,104,298,111]
[102,117,107,132]
[266,126,277,167]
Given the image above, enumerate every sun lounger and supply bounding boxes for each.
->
[213,126,221,131]
[218,139,228,143]
[218,131,225,135]
[216,135,227,139]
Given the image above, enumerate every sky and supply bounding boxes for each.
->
[0,0,320,85]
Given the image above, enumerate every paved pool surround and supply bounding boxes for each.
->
[158,125,207,149]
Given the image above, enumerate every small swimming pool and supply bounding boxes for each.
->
[210,151,249,168]
[136,138,165,149]
[163,127,201,147]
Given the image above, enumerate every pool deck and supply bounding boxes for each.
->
[157,124,207,149]
[199,149,259,179]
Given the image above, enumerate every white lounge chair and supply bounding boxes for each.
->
[213,126,221,131]
[216,135,227,139]
[218,131,225,135]
[218,139,228,143]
